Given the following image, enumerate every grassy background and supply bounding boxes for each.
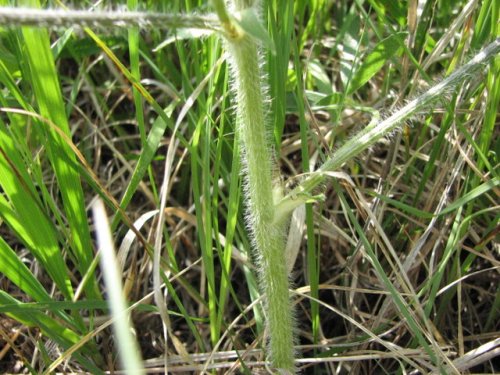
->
[0,0,498,373]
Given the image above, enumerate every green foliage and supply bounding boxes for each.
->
[347,32,406,94]
[0,0,498,373]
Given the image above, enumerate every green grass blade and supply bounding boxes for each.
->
[190,115,218,345]
[20,10,98,298]
[217,126,242,337]
[0,121,73,299]
[0,292,102,374]
[438,178,499,216]
[332,179,446,371]
[0,237,52,303]
[268,0,294,145]
[347,32,406,94]
[292,38,320,347]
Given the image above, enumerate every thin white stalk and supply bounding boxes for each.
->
[92,199,144,375]
[0,7,220,31]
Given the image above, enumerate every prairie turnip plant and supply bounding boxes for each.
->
[0,0,498,373]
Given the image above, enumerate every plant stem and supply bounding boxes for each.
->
[0,7,220,31]
[276,38,500,218]
[223,7,296,373]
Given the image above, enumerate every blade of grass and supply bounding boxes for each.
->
[0,292,103,374]
[204,41,238,344]
[0,236,83,331]
[347,32,406,94]
[216,126,244,338]
[292,38,320,348]
[78,28,181,230]
[190,114,218,344]
[0,121,73,300]
[20,1,99,299]
[332,179,449,372]
[268,0,294,146]
[127,0,158,205]
[1,106,207,344]
[92,199,144,375]
[0,237,51,302]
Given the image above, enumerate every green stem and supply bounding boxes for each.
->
[276,38,500,218]
[224,15,296,374]
[0,7,220,31]
[210,0,231,26]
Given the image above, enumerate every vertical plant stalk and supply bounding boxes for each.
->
[220,2,296,371]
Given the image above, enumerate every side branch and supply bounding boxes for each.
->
[275,38,500,219]
[0,7,220,31]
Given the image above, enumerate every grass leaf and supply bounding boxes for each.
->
[21,17,98,298]
[347,32,405,94]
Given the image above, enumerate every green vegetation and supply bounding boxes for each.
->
[0,0,498,373]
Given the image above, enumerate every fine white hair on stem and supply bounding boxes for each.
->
[0,7,221,31]
[219,0,297,370]
[275,38,500,219]
[320,38,500,173]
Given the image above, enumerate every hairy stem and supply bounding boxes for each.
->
[222,5,296,372]
[276,38,500,218]
[0,7,220,31]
